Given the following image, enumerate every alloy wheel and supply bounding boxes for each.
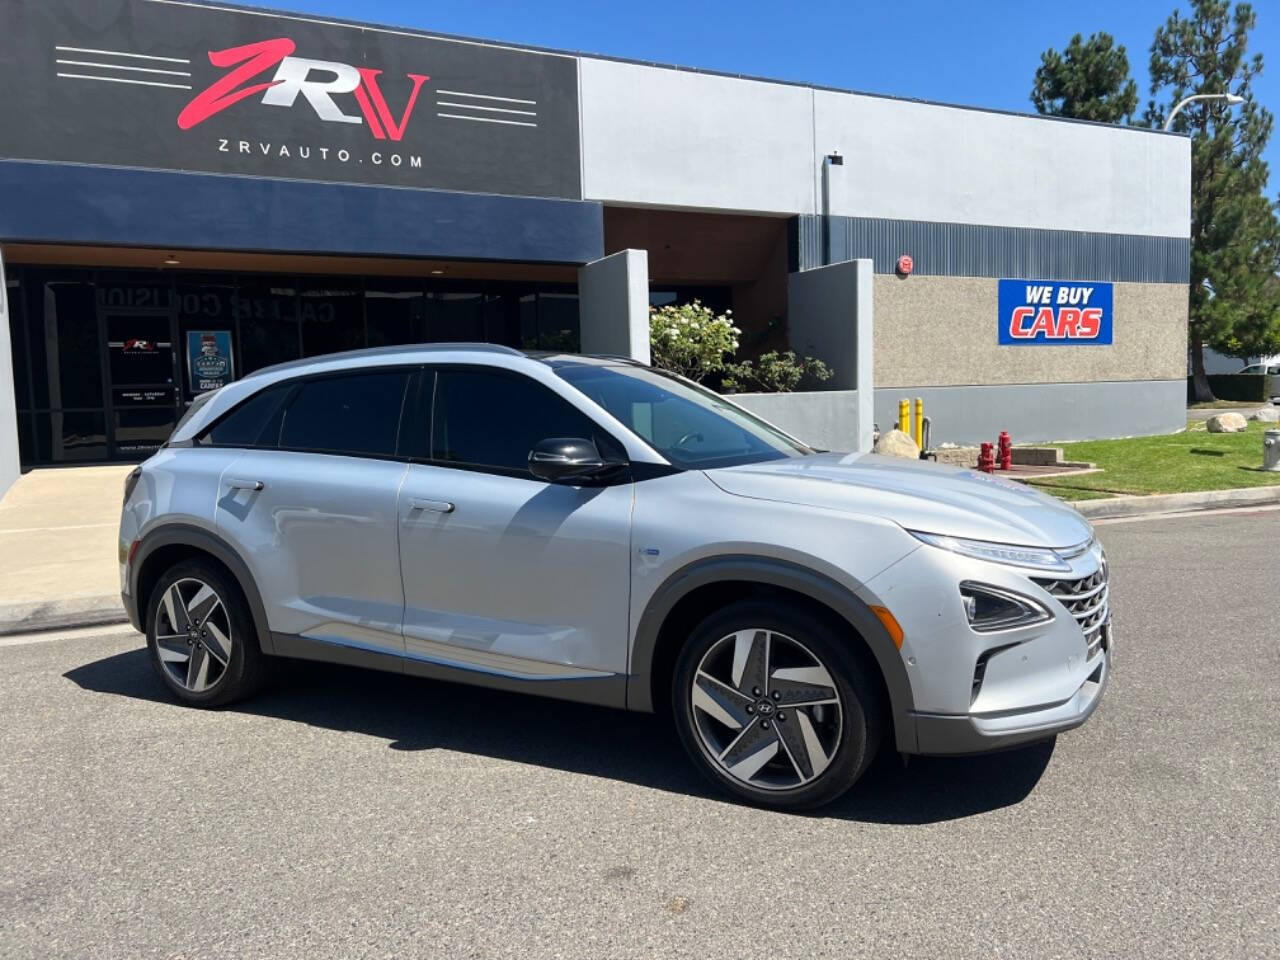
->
[690,629,844,791]
[153,578,233,693]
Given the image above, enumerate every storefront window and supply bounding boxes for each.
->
[432,291,485,342]
[114,407,178,459]
[535,293,580,352]
[482,292,522,347]
[25,272,101,410]
[235,279,300,373]
[366,281,426,346]
[3,266,582,466]
[301,279,364,358]
[520,294,538,349]
[5,275,32,411]
[29,410,108,463]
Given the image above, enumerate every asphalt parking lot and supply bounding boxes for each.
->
[1,509,1277,959]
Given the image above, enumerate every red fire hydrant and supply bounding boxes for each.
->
[977,442,995,473]
[997,431,1013,471]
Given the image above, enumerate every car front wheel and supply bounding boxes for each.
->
[145,559,267,707]
[672,600,883,810]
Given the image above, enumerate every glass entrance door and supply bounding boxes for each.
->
[103,309,182,459]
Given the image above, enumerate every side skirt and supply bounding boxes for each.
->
[269,633,628,709]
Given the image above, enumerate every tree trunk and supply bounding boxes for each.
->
[1190,337,1215,403]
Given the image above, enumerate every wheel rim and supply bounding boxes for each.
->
[690,629,843,792]
[153,578,232,693]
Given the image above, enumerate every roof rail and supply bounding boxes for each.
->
[243,342,524,379]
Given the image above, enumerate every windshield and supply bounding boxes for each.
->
[555,363,812,470]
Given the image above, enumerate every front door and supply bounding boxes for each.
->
[397,366,634,678]
[103,309,183,460]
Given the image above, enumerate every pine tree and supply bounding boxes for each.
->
[1031,32,1139,124]
[1147,1,1280,400]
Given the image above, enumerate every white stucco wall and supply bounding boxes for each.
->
[579,58,817,215]
[579,58,1190,238]
[813,90,1190,238]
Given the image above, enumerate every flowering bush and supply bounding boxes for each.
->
[648,301,832,392]
[648,301,741,382]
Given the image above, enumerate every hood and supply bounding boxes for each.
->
[705,452,1092,548]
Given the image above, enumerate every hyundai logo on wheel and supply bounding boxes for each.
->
[998,279,1114,345]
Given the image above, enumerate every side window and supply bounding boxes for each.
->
[278,371,410,457]
[430,368,611,474]
[200,383,292,448]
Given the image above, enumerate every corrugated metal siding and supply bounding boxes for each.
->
[793,214,1189,284]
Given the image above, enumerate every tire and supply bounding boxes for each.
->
[145,558,268,707]
[672,600,884,811]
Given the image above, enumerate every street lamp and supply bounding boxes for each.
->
[1164,93,1245,130]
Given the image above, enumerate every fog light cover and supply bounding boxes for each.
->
[960,582,1051,632]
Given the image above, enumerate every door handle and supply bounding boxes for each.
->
[409,497,455,514]
[227,478,265,491]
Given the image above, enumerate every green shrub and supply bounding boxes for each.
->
[722,351,833,393]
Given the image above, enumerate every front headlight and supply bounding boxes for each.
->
[908,530,1072,573]
[960,582,1051,632]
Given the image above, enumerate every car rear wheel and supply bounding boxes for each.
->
[672,600,883,810]
[145,559,267,707]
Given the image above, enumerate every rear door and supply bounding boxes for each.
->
[397,366,634,678]
[214,368,413,654]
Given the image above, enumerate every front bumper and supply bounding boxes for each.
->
[865,532,1113,755]
[911,629,1111,754]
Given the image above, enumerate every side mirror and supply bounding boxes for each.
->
[528,437,626,483]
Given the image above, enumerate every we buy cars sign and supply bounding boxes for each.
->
[998,280,1113,345]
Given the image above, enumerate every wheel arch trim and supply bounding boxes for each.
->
[127,522,275,655]
[627,555,918,753]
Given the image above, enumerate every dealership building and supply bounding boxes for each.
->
[0,0,1190,494]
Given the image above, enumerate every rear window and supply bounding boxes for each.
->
[172,390,215,438]
[278,371,409,457]
[200,384,292,448]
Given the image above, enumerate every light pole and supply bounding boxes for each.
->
[1164,93,1244,130]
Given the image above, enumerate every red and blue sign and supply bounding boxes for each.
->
[998,280,1113,345]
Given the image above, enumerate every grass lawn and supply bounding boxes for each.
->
[1027,419,1280,499]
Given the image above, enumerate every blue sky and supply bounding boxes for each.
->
[239,0,1280,189]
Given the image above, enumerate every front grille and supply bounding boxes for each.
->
[1034,559,1109,660]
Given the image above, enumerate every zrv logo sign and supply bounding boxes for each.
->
[0,0,583,198]
[178,39,429,142]
[998,280,1114,345]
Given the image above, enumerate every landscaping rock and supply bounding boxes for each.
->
[1250,407,1279,423]
[1206,412,1249,433]
[874,428,921,459]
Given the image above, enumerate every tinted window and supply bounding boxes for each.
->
[431,369,606,474]
[203,384,292,448]
[555,364,810,470]
[279,371,408,457]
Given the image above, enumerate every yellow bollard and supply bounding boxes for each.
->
[898,399,910,435]
[914,397,924,447]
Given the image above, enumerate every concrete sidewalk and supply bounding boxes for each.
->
[0,465,133,634]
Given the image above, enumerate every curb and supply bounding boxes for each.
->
[0,595,129,637]
[1073,483,1280,520]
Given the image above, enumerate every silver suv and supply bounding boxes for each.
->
[119,345,1111,810]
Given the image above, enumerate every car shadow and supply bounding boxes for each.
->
[63,648,1053,825]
